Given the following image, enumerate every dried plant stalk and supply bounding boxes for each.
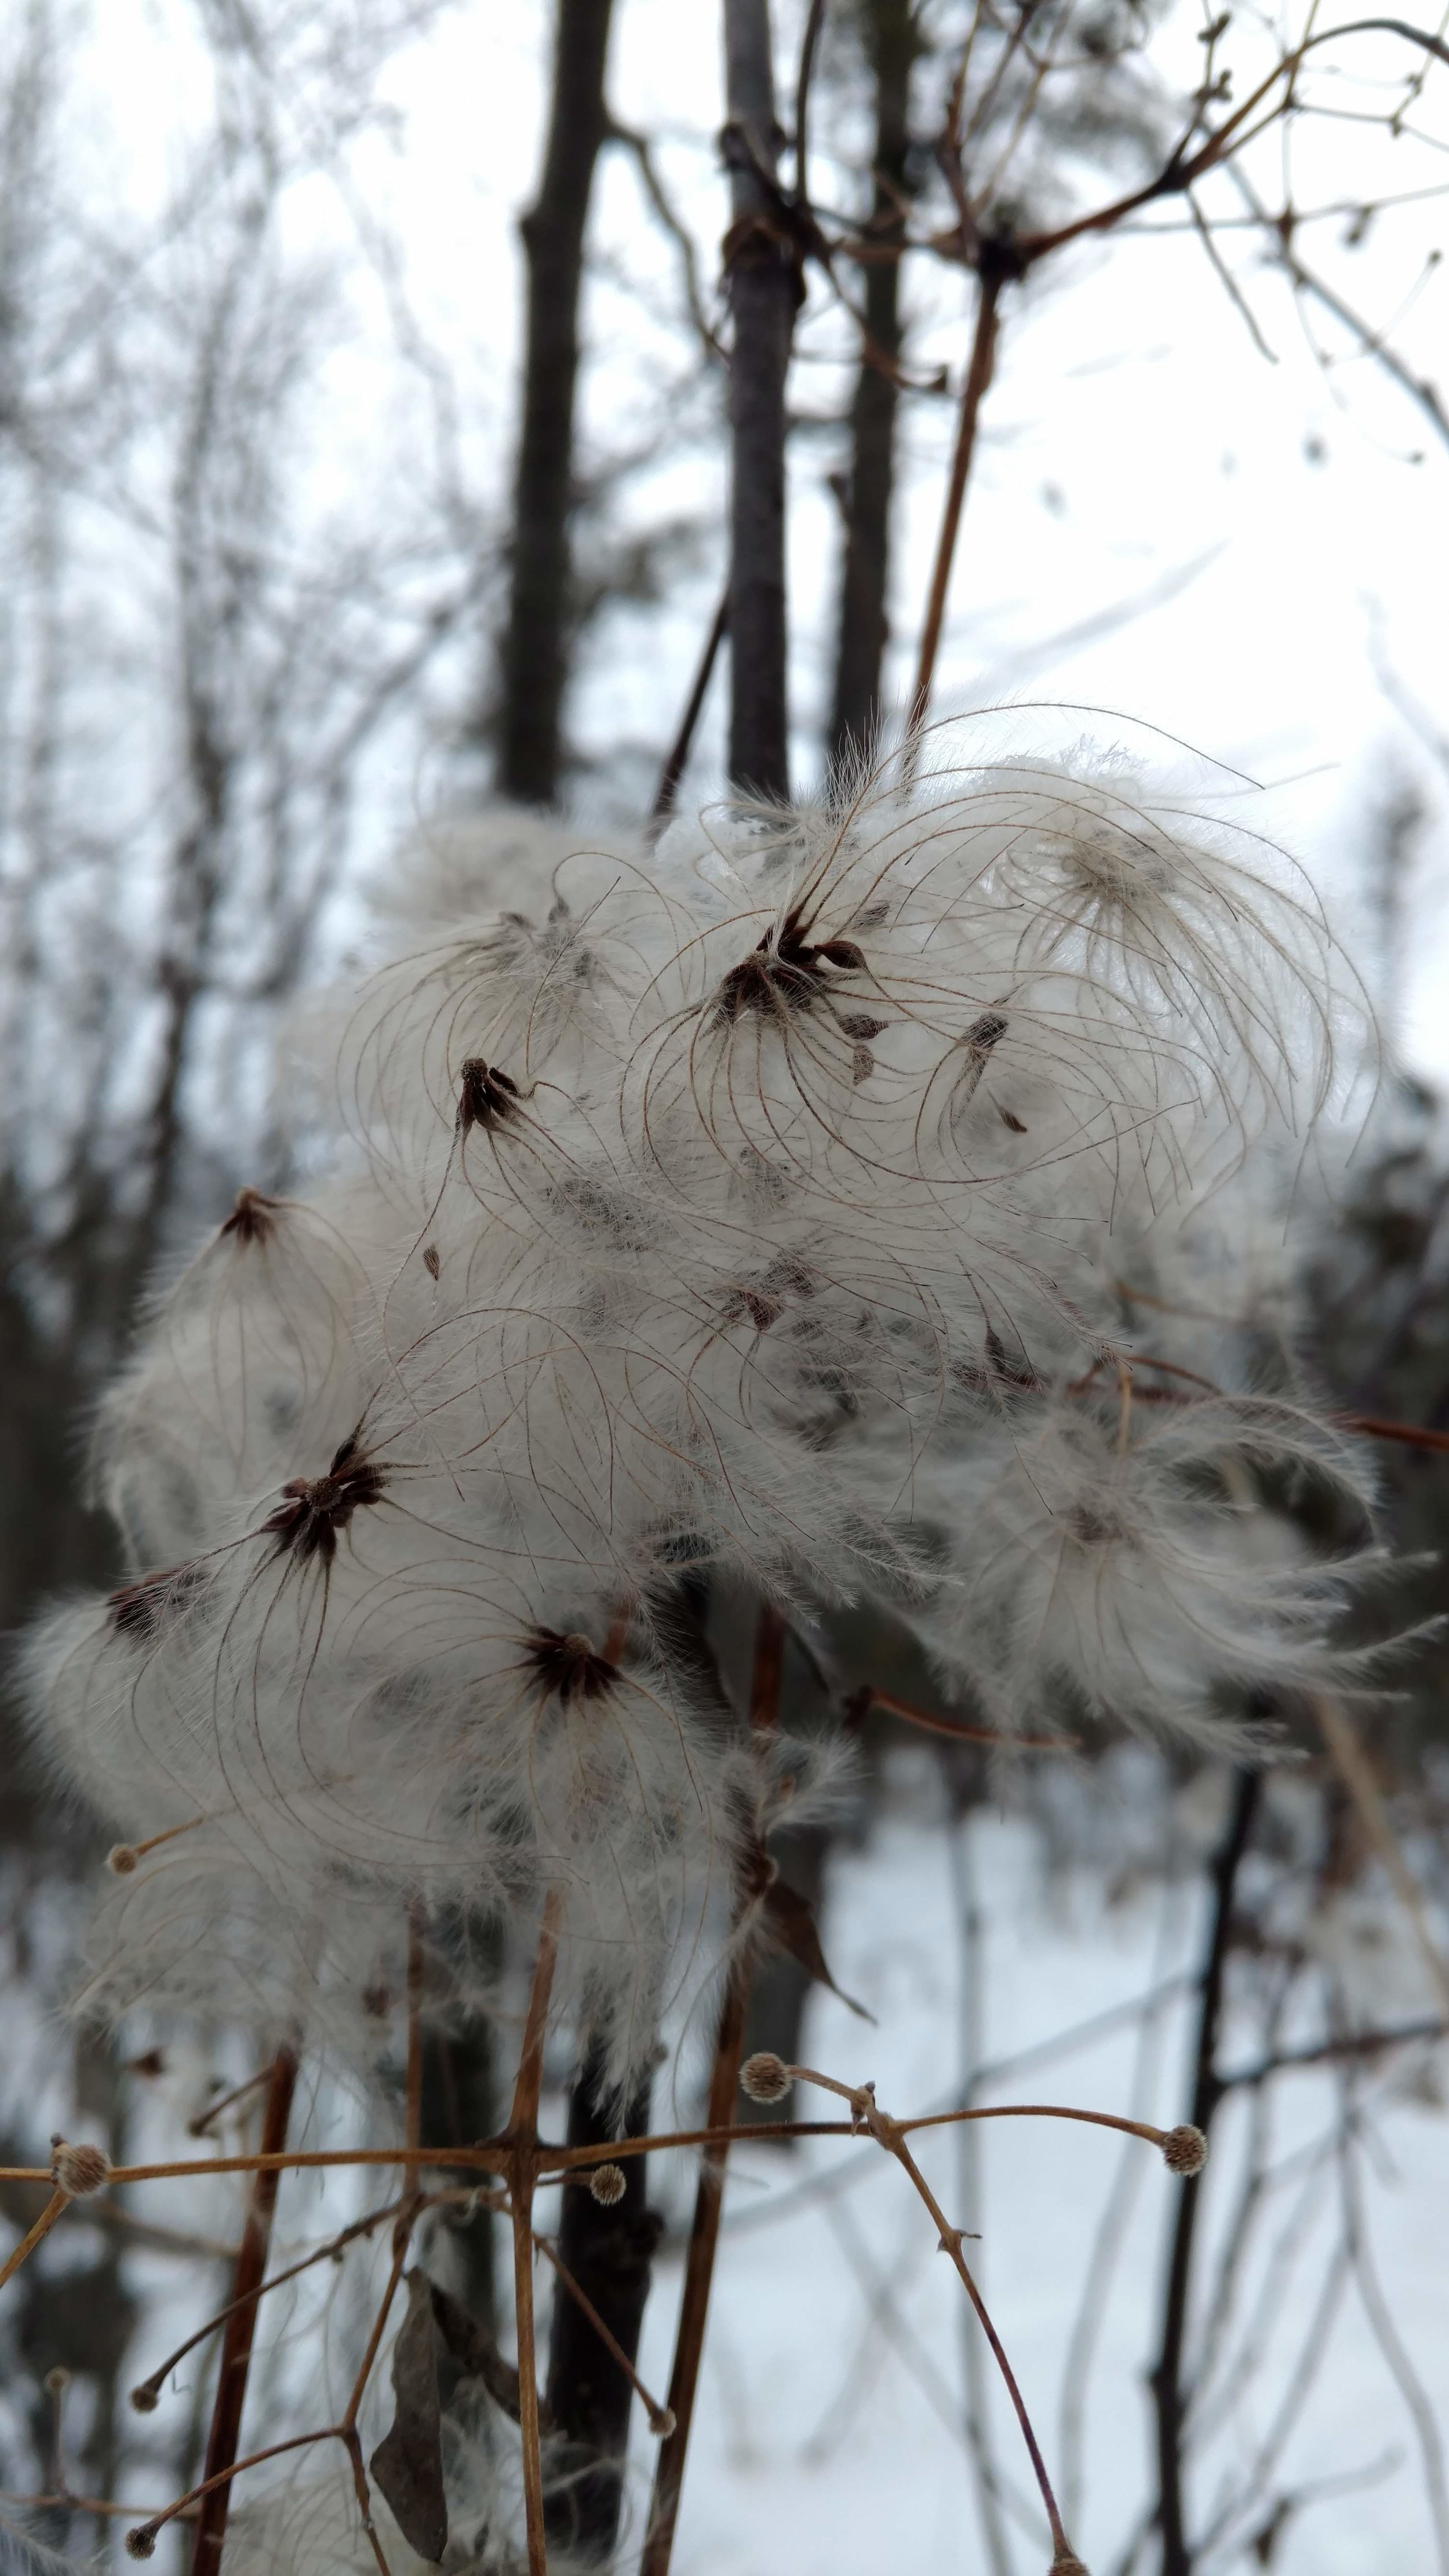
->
[1315,1694,1449,2018]
[511,1887,565,2576]
[642,1603,784,2576]
[906,268,1003,740]
[188,2046,298,2575]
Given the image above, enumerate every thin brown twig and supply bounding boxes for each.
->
[343,2240,409,2437]
[859,1683,1077,1752]
[404,1905,425,2226]
[649,591,729,836]
[906,270,1003,747]
[341,2421,395,2576]
[126,2427,333,2557]
[1314,1695,1449,2018]
[793,0,829,200]
[1219,2014,1448,2087]
[187,2065,277,2141]
[1,2489,198,2523]
[789,2063,1083,2567]
[189,2044,298,2576]
[533,2228,674,2434]
[0,2097,1206,2203]
[0,2188,67,2293]
[642,1600,784,2576]
[129,2197,418,2413]
[511,1886,565,2576]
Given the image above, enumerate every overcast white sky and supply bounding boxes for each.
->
[103,0,1449,1068]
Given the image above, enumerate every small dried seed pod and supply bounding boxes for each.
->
[588,2163,627,2207]
[740,2051,791,2104]
[1161,2123,1208,2177]
[649,2404,677,2439]
[44,2366,70,2396]
[220,1186,281,1245]
[264,1431,387,1569]
[125,2524,158,2559]
[130,2380,161,2414]
[107,1844,139,1876]
[50,2136,112,2197]
[524,1627,620,1709]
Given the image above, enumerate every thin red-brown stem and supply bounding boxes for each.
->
[534,2229,673,2432]
[314,1900,428,2560]
[642,1602,784,2576]
[0,2097,1186,2199]
[187,2065,277,2141]
[341,2420,396,2576]
[862,1684,1076,1753]
[0,2188,67,2293]
[906,268,1002,745]
[1315,1694,1449,2017]
[512,1886,565,2576]
[1339,1409,1449,1454]
[791,2066,1080,2564]
[649,592,729,835]
[188,2045,298,2576]
[0,2489,197,2523]
[403,1907,424,2226]
[130,2427,334,2557]
[892,2127,1076,2563]
[342,2239,409,2436]
[131,2198,412,2411]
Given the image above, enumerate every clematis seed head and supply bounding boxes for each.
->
[741,2051,791,2104]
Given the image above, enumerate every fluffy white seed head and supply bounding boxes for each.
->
[22,742,1389,2069]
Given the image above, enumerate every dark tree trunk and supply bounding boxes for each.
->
[420,1988,498,2349]
[1149,1769,1261,2576]
[499,0,617,807]
[736,1615,836,2132]
[828,0,919,769]
[544,2047,662,2560]
[724,0,795,798]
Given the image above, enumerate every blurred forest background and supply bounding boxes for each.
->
[4,0,1449,2568]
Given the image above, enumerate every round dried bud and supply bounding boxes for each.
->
[130,2381,161,2414]
[50,2136,112,2197]
[588,2163,627,2206]
[649,2404,677,2439]
[107,1844,138,1876]
[125,2526,158,2559]
[44,2366,70,2396]
[1161,2123,1208,2177]
[740,2051,791,2105]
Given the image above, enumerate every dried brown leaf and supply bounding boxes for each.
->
[369,2270,447,2563]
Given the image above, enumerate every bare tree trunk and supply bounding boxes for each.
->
[544,2047,662,2560]
[499,0,617,807]
[420,1979,499,2344]
[827,0,919,769]
[1149,1769,1261,2576]
[724,0,794,798]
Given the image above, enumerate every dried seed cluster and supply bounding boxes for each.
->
[741,2050,792,2104]
[1161,2122,1210,2176]
[50,2136,112,2197]
[23,732,1386,2078]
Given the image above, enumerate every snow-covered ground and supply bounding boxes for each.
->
[4,1754,1446,2574]
[619,1759,1449,2576]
